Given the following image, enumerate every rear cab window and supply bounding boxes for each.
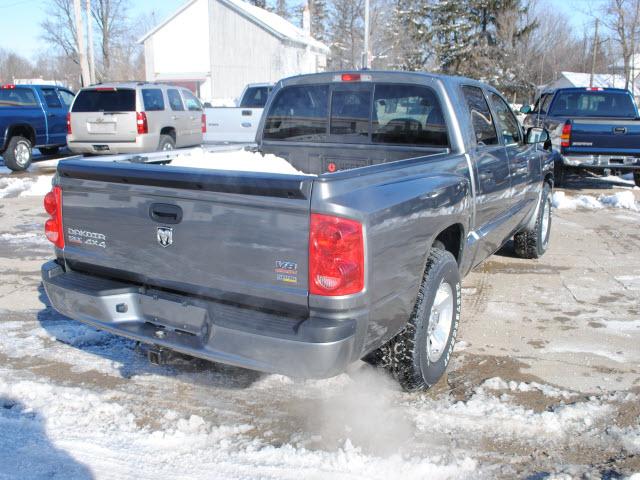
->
[72,88,136,112]
[141,89,165,111]
[263,85,329,142]
[461,85,499,146]
[0,87,38,108]
[239,86,272,108]
[263,82,449,147]
[373,84,448,146]
[549,90,637,117]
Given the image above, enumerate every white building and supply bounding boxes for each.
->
[139,0,329,103]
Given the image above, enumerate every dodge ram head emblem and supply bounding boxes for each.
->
[157,227,173,247]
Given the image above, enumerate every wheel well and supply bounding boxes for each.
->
[8,125,35,146]
[433,224,463,264]
[160,127,176,140]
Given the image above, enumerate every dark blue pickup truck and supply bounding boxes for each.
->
[0,84,75,171]
[522,87,640,186]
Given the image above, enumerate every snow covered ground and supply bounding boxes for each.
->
[0,165,639,479]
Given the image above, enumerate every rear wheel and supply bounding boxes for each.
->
[39,146,60,156]
[514,182,552,259]
[362,248,461,391]
[3,136,32,171]
[158,135,175,151]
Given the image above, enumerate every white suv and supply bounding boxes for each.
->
[67,82,205,154]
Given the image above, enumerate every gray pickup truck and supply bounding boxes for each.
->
[41,71,554,391]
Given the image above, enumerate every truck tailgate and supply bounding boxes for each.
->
[569,118,640,155]
[57,159,313,314]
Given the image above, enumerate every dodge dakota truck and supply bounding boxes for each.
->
[41,71,554,391]
[0,83,75,171]
[522,87,640,186]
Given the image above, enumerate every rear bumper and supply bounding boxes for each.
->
[560,154,640,171]
[67,134,160,154]
[41,261,358,378]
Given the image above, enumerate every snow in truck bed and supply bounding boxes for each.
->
[168,148,315,176]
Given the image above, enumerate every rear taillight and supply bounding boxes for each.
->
[66,112,72,134]
[201,113,207,133]
[44,186,64,249]
[309,213,364,296]
[560,121,571,148]
[136,111,148,134]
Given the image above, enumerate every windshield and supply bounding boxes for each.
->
[72,89,136,112]
[239,86,272,108]
[549,91,637,118]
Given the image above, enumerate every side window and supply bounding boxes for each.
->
[182,90,202,111]
[167,89,184,111]
[41,88,63,109]
[372,84,448,147]
[489,93,522,145]
[141,89,165,111]
[58,90,75,107]
[461,86,499,146]
[0,88,38,107]
[540,94,553,114]
[263,85,329,141]
[329,87,371,140]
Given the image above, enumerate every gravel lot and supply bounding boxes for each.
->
[0,160,639,479]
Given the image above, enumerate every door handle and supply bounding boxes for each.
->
[149,203,183,224]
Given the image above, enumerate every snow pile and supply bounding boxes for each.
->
[0,232,49,246]
[168,148,313,176]
[0,375,479,480]
[0,175,53,198]
[552,191,638,211]
[482,377,577,399]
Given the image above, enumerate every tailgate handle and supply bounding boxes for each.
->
[149,203,183,224]
[241,110,252,116]
[614,127,627,134]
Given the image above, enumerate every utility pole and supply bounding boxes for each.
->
[73,0,90,86]
[362,0,370,69]
[87,0,95,84]
[590,18,599,88]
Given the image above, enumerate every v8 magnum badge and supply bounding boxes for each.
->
[157,227,173,247]
[275,260,298,284]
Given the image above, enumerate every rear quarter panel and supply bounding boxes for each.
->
[311,153,472,355]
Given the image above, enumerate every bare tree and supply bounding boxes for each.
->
[0,49,35,83]
[600,0,640,89]
[91,0,128,80]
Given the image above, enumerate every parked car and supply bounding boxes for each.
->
[67,82,205,155]
[522,87,640,186]
[41,71,554,391]
[204,83,273,143]
[0,83,74,171]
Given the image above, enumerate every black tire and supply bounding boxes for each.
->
[158,135,175,151]
[39,146,60,156]
[3,136,32,171]
[634,172,640,188]
[514,182,552,259]
[363,248,461,391]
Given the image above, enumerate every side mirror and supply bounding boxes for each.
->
[526,127,550,147]
[520,104,532,114]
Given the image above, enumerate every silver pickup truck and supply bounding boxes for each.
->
[41,71,554,391]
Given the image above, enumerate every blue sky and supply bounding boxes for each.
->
[0,0,605,61]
